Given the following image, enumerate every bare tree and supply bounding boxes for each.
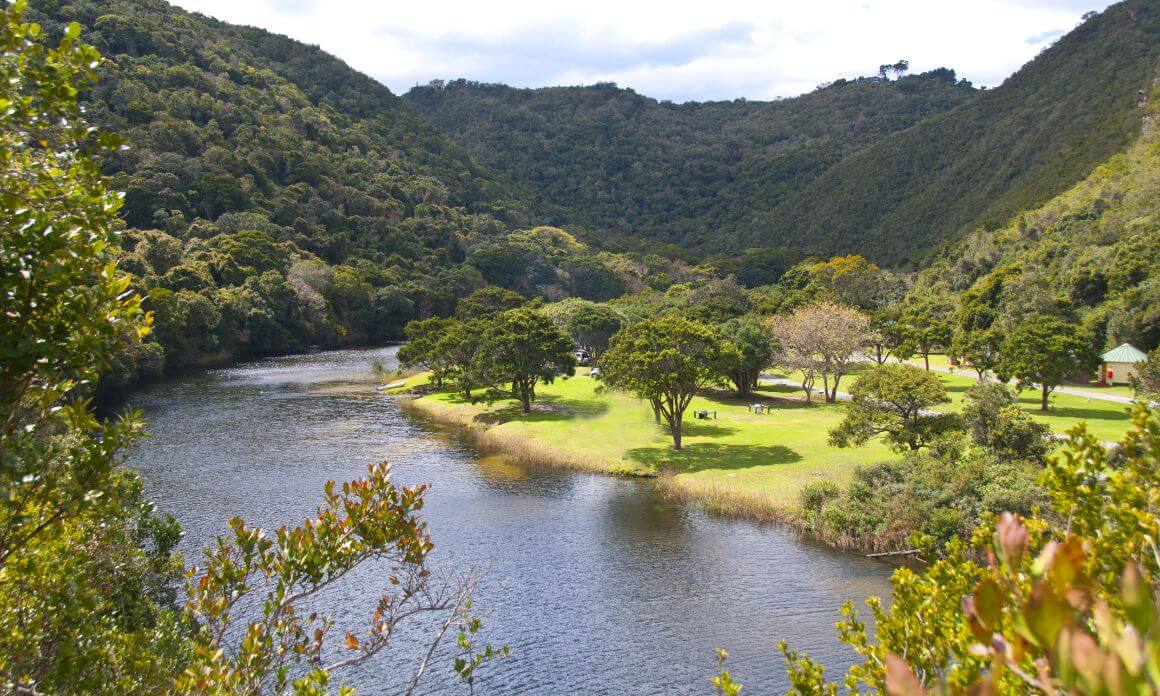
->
[770,302,870,403]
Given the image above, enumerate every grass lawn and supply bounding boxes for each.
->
[932,371,1134,442]
[402,370,894,515]
[769,362,1135,442]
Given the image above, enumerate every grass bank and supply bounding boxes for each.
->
[395,370,895,521]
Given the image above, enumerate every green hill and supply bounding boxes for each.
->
[24,0,569,383]
[913,74,1160,354]
[406,0,1160,266]
[775,0,1160,265]
[405,71,976,257]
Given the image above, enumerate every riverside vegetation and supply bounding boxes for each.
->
[4,0,1160,693]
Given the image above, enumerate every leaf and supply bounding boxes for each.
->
[972,577,1004,629]
[344,632,360,650]
[885,654,926,696]
[994,513,1028,571]
[1022,580,1068,649]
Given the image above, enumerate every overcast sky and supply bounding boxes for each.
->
[169,0,1111,103]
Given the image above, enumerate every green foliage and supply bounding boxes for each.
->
[952,326,1004,380]
[409,4,1158,266]
[176,463,500,695]
[917,68,1160,358]
[437,318,489,398]
[478,308,576,412]
[454,286,527,319]
[599,316,736,449]
[963,382,1052,461]
[405,72,976,258]
[894,299,955,370]
[567,303,624,360]
[829,364,957,452]
[0,4,189,688]
[780,404,1160,695]
[1131,347,1160,400]
[397,317,455,386]
[717,317,778,398]
[999,314,1098,411]
[565,257,627,301]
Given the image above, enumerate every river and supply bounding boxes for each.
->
[125,346,893,694]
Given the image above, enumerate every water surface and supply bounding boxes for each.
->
[127,346,892,694]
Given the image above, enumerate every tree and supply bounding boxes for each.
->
[717,317,778,398]
[829,364,957,452]
[771,302,869,403]
[962,382,1051,460]
[896,301,953,370]
[454,286,526,319]
[952,326,1004,381]
[480,308,575,412]
[567,303,623,361]
[0,7,184,689]
[1131,346,1160,401]
[178,463,503,695]
[397,317,454,387]
[565,258,626,302]
[807,254,887,309]
[866,306,902,364]
[780,405,1160,695]
[437,319,488,399]
[999,314,1097,411]
[599,316,736,449]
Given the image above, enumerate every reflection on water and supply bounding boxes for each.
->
[126,346,893,694]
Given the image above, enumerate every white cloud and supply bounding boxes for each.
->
[169,0,1111,102]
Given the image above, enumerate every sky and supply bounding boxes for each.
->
[169,0,1112,103]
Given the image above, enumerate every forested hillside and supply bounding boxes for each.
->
[405,71,976,258]
[778,0,1160,264]
[913,74,1160,355]
[24,0,635,386]
[407,0,1160,265]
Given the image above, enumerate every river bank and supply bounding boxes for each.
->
[394,369,896,526]
[126,346,896,693]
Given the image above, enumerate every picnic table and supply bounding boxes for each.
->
[748,403,773,414]
[694,409,717,420]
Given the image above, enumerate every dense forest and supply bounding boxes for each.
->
[25,0,1160,391]
[25,0,675,387]
[407,0,1160,265]
[912,74,1160,358]
[405,71,976,259]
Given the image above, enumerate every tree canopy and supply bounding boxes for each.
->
[599,316,736,449]
[829,364,957,452]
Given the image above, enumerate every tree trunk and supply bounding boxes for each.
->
[669,418,682,450]
[1041,384,1050,411]
[519,381,532,413]
[975,368,986,382]
[651,399,661,424]
[923,353,930,371]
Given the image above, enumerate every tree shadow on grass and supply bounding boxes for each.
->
[680,420,739,438]
[627,442,803,474]
[1021,403,1131,423]
[471,394,610,425]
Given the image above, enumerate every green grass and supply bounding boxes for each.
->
[404,370,894,516]
[398,362,1136,521]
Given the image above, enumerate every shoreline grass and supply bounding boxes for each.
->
[396,369,896,521]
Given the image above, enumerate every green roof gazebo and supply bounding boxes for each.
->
[1099,343,1147,385]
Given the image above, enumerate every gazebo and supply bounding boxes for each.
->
[1099,343,1147,385]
